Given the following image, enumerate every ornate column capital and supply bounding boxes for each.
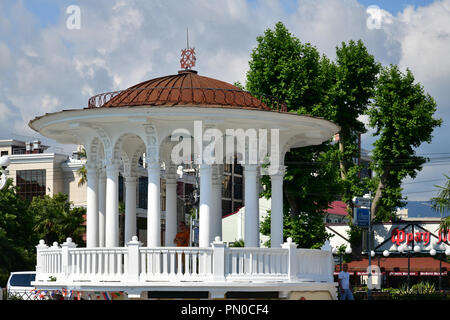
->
[124,175,138,184]
[165,164,178,184]
[269,165,287,177]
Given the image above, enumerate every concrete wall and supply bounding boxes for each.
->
[6,153,86,207]
[221,197,271,247]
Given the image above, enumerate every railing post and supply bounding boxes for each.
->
[282,237,298,282]
[36,240,49,281]
[321,240,334,282]
[61,237,77,280]
[127,236,141,283]
[211,236,226,282]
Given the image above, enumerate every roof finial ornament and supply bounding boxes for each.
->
[180,28,196,70]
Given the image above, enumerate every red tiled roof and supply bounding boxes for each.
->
[337,257,450,273]
[326,201,348,216]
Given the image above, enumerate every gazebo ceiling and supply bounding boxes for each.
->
[88,69,280,112]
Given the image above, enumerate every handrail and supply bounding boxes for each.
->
[87,86,288,113]
[35,238,333,285]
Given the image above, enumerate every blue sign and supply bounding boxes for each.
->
[354,208,370,227]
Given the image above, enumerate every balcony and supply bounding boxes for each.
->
[33,237,337,299]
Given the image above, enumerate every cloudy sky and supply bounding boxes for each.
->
[0,0,449,201]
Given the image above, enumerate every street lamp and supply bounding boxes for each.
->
[397,244,414,289]
[429,245,450,292]
[332,245,352,271]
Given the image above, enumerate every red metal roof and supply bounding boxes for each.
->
[337,257,450,273]
[89,70,277,111]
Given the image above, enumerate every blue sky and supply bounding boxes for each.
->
[23,0,438,28]
[357,0,436,13]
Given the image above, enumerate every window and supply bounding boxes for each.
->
[1,150,8,157]
[16,170,46,202]
[138,176,148,209]
[9,273,36,287]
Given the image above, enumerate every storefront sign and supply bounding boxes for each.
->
[388,272,418,276]
[391,228,450,246]
[420,272,447,276]
[353,208,370,227]
[391,228,430,245]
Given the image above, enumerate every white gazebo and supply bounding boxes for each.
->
[28,59,340,299]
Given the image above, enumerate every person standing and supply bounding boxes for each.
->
[174,221,190,274]
[338,263,354,300]
[174,221,190,247]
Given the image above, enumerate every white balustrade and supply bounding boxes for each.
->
[225,248,288,280]
[34,237,334,286]
[139,247,213,281]
[296,249,333,282]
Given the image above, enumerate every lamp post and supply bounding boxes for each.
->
[397,244,413,289]
[429,247,450,292]
[332,245,352,271]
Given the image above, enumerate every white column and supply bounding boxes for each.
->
[210,165,223,242]
[86,165,98,248]
[147,161,161,247]
[165,174,177,247]
[270,166,286,248]
[244,164,259,247]
[199,164,212,247]
[105,163,119,248]
[255,168,260,246]
[98,169,106,247]
[124,176,137,244]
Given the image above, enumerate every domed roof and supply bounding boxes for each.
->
[88,70,282,111]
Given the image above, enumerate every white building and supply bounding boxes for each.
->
[0,139,86,205]
[222,197,271,247]
[22,54,341,299]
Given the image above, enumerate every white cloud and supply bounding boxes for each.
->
[0,0,449,194]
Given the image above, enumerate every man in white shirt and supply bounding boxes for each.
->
[338,263,354,300]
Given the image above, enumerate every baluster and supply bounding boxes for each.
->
[140,252,146,277]
[105,251,110,276]
[50,253,54,274]
[123,251,128,275]
[162,250,168,276]
[177,251,182,276]
[99,251,103,276]
[116,251,122,277]
[231,251,237,275]
[147,251,153,276]
[192,251,198,276]
[238,251,244,275]
[264,252,269,275]
[72,252,76,275]
[258,252,264,275]
[58,253,62,274]
[252,252,258,274]
[78,252,82,275]
[245,251,251,275]
[92,251,96,275]
[185,251,191,277]
[81,252,86,275]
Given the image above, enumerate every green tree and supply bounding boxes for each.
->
[328,40,380,211]
[260,211,330,249]
[368,65,442,220]
[0,179,35,286]
[430,174,450,233]
[29,193,86,246]
[246,22,340,248]
[77,146,87,187]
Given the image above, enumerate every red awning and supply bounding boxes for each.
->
[335,257,450,274]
